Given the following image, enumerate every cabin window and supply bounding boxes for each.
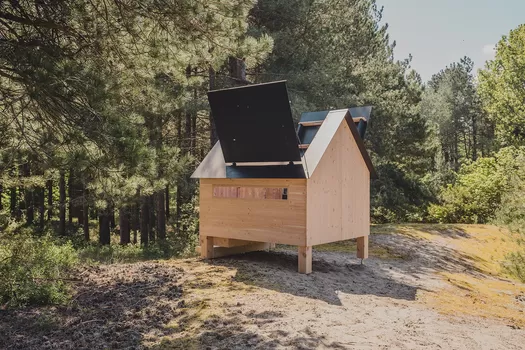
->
[213,186,288,200]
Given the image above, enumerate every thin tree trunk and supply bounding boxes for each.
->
[38,186,45,229]
[472,114,478,161]
[99,211,110,245]
[22,162,33,225]
[119,206,131,245]
[83,186,89,241]
[140,196,149,246]
[46,179,52,221]
[156,190,166,240]
[191,88,197,153]
[176,110,183,234]
[209,66,217,147]
[10,186,16,217]
[59,170,66,236]
[68,169,73,224]
[175,184,182,234]
[165,185,170,219]
[132,191,140,244]
[9,167,17,217]
[109,205,116,229]
[148,194,155,243]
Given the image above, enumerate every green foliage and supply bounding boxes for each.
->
[503,251,525,283]
[0,232,78,307]
[371,162,433,223]
[428,147,525,224]
[479,24,525,147]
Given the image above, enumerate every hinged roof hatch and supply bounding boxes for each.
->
[208,81,301,164]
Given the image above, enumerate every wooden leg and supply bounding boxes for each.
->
[298,246,312,274]
[356,236,369,259]
[200,235,214,259]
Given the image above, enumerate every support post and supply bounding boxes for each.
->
[356,236,369,259]
[298,246,312,274]
[200,235,214,259]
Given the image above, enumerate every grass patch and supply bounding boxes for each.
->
[422,272,525,328]
[373,224,521,277]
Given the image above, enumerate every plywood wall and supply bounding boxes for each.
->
[306,121,370,246]
[200,178,307,245]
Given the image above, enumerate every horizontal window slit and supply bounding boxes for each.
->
[213,186,288,200]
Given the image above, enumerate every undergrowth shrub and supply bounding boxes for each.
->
[0,233,78,307]
[503,251,525,283]
[428,147,525,223]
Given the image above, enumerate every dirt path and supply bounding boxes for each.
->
[1,225,525,349]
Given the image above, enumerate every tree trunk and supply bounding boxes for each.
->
[46,180,53,221]
[472,114,478,161]
[83,186,89,241]
[59,170,66,236]
[175,183,182,234]
[119,206,131,245]
[140,196,149,246]
[156,190,166,240]
[68,169,73,224]
[109,205,116,229]
[148,194,155,243]
[209,66,217,147]
[191,88,197,153]
[175,109,183,234]
[9,167,17,218]
[22,162,33,225]
[132,203,139,244]
[99,211,110,245]
[38,186,45,229]
[165,185,170,220]
[10,186,17,217]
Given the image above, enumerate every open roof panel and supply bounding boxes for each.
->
[207,81,301,163]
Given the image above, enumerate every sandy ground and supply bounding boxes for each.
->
[1,225,525,349]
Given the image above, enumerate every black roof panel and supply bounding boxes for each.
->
[208,81,301,163]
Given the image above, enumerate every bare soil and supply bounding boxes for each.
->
[1,225,525,349]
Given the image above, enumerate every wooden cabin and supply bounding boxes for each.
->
[192,81,376,274]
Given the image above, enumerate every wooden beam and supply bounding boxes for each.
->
[356,236,369,259]
[200,235,214,259]
[213,237,258,248]
[298,246,312,274]
[299,120,323,127]
[299,144,309,150]
[197,242,271,258]
[353,117,366,123]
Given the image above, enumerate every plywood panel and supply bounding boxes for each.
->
[307,121,370,246]
[200,178,307,245]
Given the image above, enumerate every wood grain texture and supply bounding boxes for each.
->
[196,242,271,258]
[298,246,312,274]
[356,236,369,259]
[302,109,347,177]
[200,178,307,245]
[213,237,259,248]
[306,120,370,246]
[200,235,214,259]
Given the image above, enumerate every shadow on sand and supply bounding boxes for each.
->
[212,250,421,306]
